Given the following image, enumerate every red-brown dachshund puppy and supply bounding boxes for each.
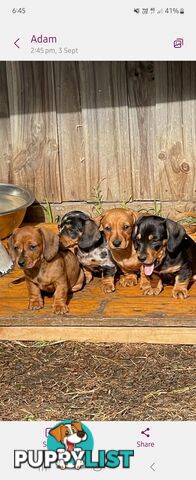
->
[96,208,141,287]
[8,225,84,314]
[132,215,196,298]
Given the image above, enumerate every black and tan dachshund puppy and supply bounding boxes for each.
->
[59,211,117,293]
[132,215,196,298]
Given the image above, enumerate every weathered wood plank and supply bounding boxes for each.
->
[156,62,196,201]
[54,62,87,200]
[181,62,196,200]
[79,62,132,202]
[1,326,196,345]
[6,62,61,201]
[0,62,12,183]
[27,200,196,224]
[1,316,196,328]
[127,61,157,200]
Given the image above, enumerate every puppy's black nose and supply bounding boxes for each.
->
[138,254,147,262]
[77,431,85,438]
[112,239,122,247]
[18,258,25,267]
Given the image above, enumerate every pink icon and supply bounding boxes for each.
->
[173,38,184,48]
[14,38,20,48]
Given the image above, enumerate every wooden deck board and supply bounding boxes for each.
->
[0,225,195,344]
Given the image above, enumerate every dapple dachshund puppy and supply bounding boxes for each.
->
[59,211,117,293]
[96,208,141,287]
[132,215,196,298]
[8,225,84,314]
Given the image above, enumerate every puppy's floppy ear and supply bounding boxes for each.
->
[125,208,139,225]
[49,424,67,444]
[7,228,20,261]
[132,214,147,242]
[38,226,59,261]
[78,219,101,249]
[93,210,110,231]
[166,219,186,253]
[93,212,105,227]
[132,224,138,243]
[71,421,83,433]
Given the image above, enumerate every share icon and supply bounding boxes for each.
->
[141,427,150,437]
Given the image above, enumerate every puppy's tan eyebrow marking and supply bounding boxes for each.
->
[64,221,72,227]
[148,234,154,240]
[162,239,167,245]
[136,233,141,239]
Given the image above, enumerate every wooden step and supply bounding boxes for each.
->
[0,226,195,344]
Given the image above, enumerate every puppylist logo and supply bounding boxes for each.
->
[14,421,134,470]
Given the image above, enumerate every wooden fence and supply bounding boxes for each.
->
[0,61,195,217]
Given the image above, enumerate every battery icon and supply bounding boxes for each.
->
[180,8,184,14]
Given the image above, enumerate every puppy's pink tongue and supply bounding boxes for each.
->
[144,264,154,276]
[67,440,74,451]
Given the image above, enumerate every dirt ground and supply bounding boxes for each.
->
[0,341,196,421]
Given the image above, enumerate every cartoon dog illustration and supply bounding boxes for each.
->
[49,422,87,469]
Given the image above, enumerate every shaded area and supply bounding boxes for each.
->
[2,61,196,114]
[0,341,195,421]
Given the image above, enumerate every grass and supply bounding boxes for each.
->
[42,199,54,223]
[137,199,163,217]
[41,199,60,223]
[87,179,133,215]
[178,216,196,225]
[36,187,195,225]
[120,195,133,209]
[89,179,105,215]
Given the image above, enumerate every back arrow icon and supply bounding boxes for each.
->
[150,462,156,472]
[14,38,20,48]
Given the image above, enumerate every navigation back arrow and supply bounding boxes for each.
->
[14,38,20,48]
[150,462,156,471]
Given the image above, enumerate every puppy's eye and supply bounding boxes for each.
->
[104,225,111,232]
[29,245,37,251]
[72,428,77,433]
[152,243,161,251]
[14,246,19,251]
[123,224,130,231]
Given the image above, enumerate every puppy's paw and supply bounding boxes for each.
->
[57,460,66,470]
[102,281,115,293]
[172,287,189,299]
[53,303,68,314]
[75,460,84,470]
[84,270,93,284]
[119,274,137,287]
[28,298,43,310]
[143,286,162,296]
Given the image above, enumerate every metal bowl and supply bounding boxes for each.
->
[0,184,35,239]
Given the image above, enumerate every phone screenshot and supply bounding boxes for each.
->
[0,1,195,478]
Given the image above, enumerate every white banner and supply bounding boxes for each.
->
[0,421,195,478]
[0,1,193,60]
